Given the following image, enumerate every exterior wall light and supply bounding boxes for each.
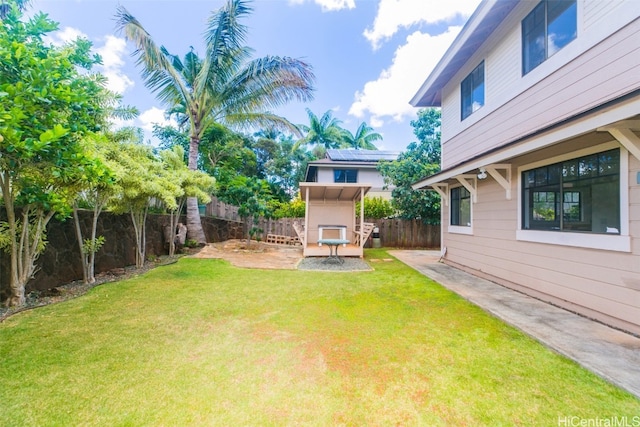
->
[477,167,487,180]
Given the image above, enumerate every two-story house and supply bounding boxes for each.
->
[411,0,640,335]
[304,149,399,199]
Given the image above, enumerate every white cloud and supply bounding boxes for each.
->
[47,27,134,95]
[94,35,134,95]
[137,107,177,146]
[288,0,355,12]
[364,0,480,50]
[46,26,86,46]
[138,107,173,132]
[349,26,461,125]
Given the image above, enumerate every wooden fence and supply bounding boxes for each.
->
[203,196,240,221]
[202,197,440,249]
[253,217,440,249]
[374,219,440,248]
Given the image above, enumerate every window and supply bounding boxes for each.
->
[522,0,577,75]
[451,186,471,226]
[522,149,620,234]
[461,61,485,120]
[334,169,357,183]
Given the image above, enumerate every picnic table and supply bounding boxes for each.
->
[317,238,350,264]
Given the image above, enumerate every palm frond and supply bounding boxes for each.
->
[217,56,314,118]
[114,6,190,107]
[198,0,253,96]
[224,112,303,138]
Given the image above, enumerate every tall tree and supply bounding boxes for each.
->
[295,108,346,152]
[222,175,273,247]
[158,146,215,257]
[115,0,315,244]
[378,108,441,223]
[0,0,30,18]
[341,122,382,150]
[72,133,116,285]
[108,143,176,268]
[71,94,139,285]
[0,6,107,306]
[253,129,312,199]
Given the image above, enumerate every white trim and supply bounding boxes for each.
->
[516,142,630,252]
[448,225,473,235]
[449,184,473,234]
[485,164,512,199]
[516,230,631,252]
[455,174,478,203]
[431,183,449,206]
[598,121,640,162]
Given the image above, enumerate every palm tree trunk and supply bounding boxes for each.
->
[186,132,207,244]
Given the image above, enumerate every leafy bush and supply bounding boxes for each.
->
[357,196,395,219]
[272,197,305,219]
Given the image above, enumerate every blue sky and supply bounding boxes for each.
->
[30,0,480,152]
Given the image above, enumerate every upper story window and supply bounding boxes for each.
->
[522,0,577,75]
[461,61,485,120]
[334,169,357,183]
[451,186,471,227]
[522,149,620,234]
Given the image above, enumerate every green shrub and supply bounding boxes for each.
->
[357,196,395,219]
[272,197,305,219]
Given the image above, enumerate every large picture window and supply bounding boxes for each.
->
[334,169,357,183]
[522,0,577,75]
[451,186,471,227]
[461,61,485,120]
[522,149,620,234]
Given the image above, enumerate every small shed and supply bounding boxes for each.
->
[297,182,373,258]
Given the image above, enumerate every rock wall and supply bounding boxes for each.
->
[0,211,244,298]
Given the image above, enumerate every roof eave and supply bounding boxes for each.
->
[410,0,519,108]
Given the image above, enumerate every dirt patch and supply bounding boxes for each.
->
[189,239,303,270]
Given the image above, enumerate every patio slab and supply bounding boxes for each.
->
[389,250,640,399]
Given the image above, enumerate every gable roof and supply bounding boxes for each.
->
[410,0,519,107]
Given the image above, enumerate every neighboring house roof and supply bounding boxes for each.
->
[304,149,400,182]
[410,0,519,107]
[325,149,400,162]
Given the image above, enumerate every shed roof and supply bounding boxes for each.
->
[299,183,371,202]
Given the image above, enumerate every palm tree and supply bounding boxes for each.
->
[0,0,30,18]
[295,108,346,152]
[342,122,382,150]
[115,0,315,243]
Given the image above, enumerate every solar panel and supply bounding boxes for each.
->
[326,149,400,162]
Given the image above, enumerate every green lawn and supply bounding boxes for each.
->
[1,249,638,426]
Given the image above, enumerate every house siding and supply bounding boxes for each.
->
[440,4,640,170]
[417,0,640,334]
[441,146,640,335]
[315,166,386,193]
[583,0,626,31]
